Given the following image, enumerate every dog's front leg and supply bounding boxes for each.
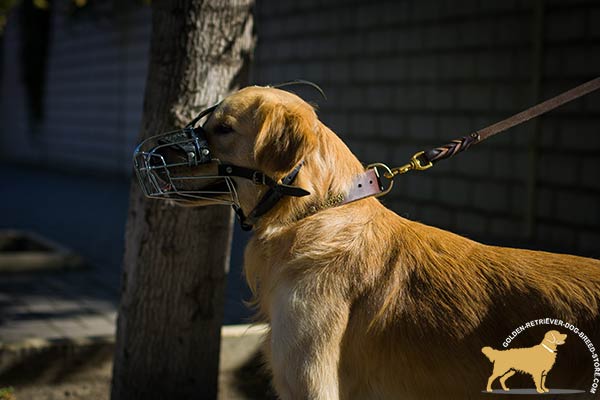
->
[541,371,549,392]
[532,371,545,393]
[269,281,349,400]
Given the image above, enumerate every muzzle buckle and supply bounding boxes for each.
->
[252,171,267,185]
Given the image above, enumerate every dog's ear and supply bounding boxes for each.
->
[254,102,317,175]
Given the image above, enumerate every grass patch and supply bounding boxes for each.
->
[0,387,15,400]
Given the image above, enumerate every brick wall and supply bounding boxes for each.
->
[0,1,151,175]
[1,0,598,257]
[251,0,600,257]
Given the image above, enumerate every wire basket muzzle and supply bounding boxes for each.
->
[132,130,238,205]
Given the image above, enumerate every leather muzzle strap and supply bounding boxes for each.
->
[233,162,308,230]
[218,164,309,197]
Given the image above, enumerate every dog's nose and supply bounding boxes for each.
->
[151,145,187,167]
[157,128,212,166]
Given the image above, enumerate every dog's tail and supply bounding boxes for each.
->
[481,346,498,362]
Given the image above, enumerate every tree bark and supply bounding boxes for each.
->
[111,2,254,399]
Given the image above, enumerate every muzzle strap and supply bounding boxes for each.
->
[235,162,307,231]
[218,164,310,197]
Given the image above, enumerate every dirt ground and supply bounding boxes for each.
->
[10,371,252,400]
[7,358,111,400]
[4,353,275,400]
[12,380,110,400]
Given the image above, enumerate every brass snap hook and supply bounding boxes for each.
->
[384,151,433,179]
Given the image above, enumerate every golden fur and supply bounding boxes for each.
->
[482,330,567,393]
[190,86,600,399]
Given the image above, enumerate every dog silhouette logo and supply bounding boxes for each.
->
[482,330,567,393]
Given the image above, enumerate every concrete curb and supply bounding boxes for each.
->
[0,230,88,273]
[220,324,267,372]
[0,324,268,386]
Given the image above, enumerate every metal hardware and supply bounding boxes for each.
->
[384,151,433,179]
[366,163,394,197]
[133,103,241,206]
[187,151,197,166]
[252,171,266,185]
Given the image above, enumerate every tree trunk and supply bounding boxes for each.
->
[111,2,254,399]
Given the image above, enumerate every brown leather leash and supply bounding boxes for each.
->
[341,77,600,205]
[388,76,600,178]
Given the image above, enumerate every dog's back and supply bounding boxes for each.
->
[334,203,600,398]
[263,189,600,399]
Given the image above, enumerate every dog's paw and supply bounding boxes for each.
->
[502,388,510,392]
[486,388,493,393]
[544,388,550,393]
[536,388,545,394]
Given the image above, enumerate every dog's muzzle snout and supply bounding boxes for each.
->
[132,101,311,230]
[157,127,212,166]
[133,104,239,205]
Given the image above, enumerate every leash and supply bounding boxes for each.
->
[349,77,600,202]
[386,77,600,179]
[134,78,599,230]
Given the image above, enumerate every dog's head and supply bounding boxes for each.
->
[204,86,318,177]
[544,330,567,346]
[149,86,319,207]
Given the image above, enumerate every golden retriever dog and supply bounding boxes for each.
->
[482,330,567,393]
[166,86,600,399]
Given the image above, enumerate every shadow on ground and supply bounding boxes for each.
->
[2,342,274,400]
[231,349,277,400]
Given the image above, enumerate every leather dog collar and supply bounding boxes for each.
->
[342,168,386,204]
[235,165,387,231]
[294,167,388,223]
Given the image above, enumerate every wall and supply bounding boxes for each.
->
[251,0,600,257]
[0,1,151,176]
[1,0,598,257]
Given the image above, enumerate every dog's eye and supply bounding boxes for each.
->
[214,123,234,134]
